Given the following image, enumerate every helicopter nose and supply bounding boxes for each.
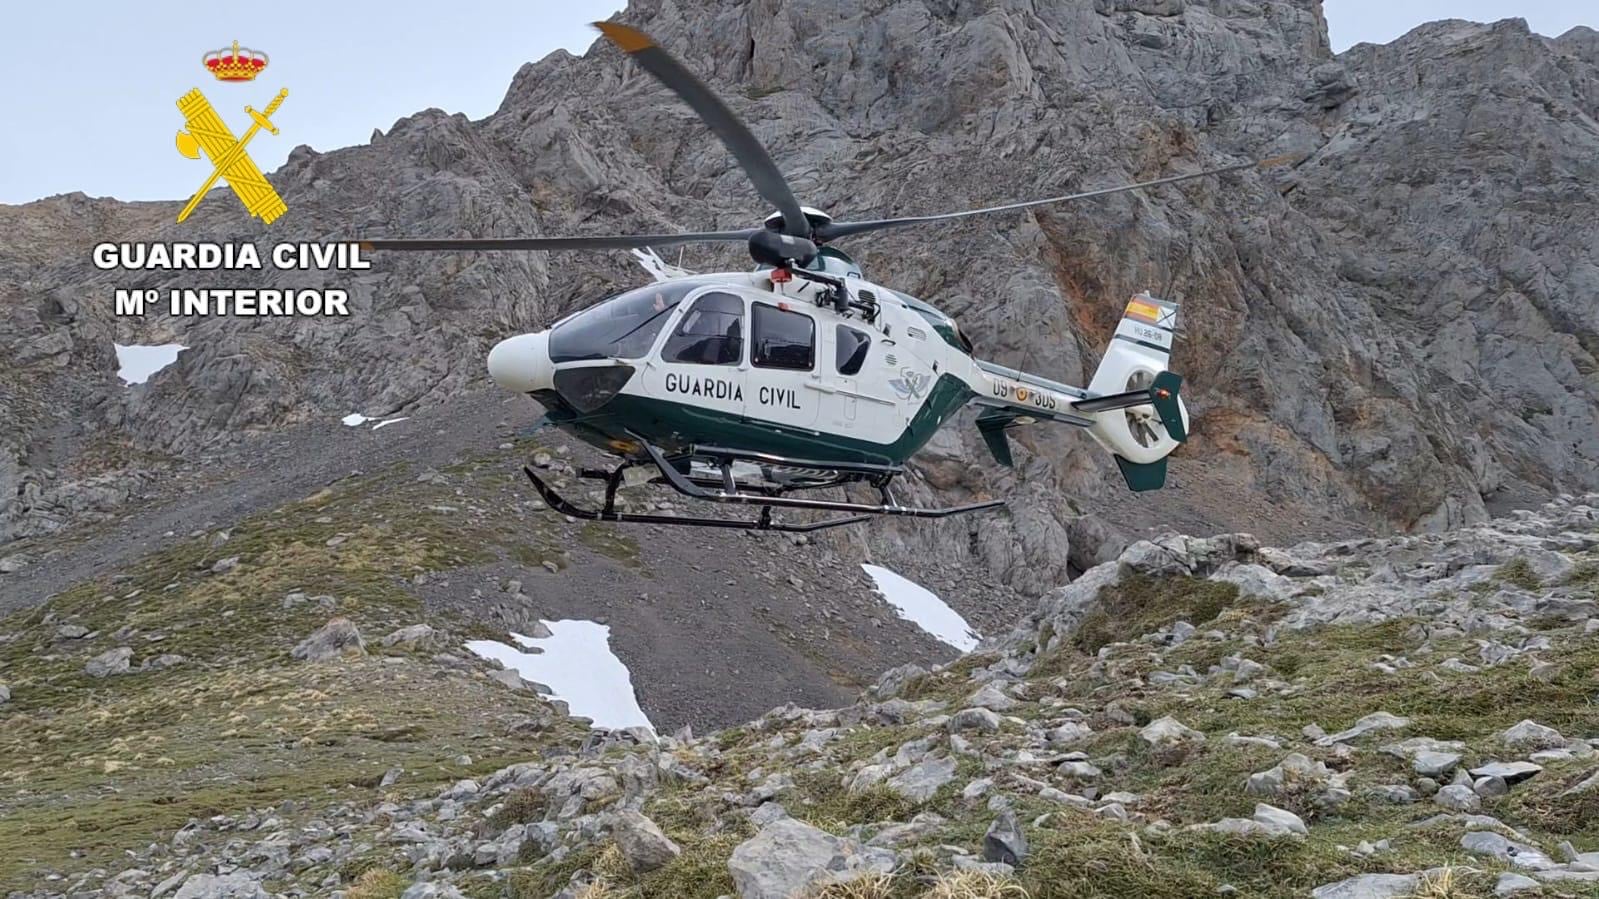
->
[487,331,553,393]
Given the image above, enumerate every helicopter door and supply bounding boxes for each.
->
[826,324,874,430]
[746,301,820,429]
[642,290,747,431]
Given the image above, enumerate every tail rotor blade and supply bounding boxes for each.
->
[594,21,811,238]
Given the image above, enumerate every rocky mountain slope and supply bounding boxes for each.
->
[3,491,1595,898]
[3,3,1597,593]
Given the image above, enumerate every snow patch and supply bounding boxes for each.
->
[862,563,979,652]
[343,414,410,429]
[114,343,185,385]
[466,620,653,732]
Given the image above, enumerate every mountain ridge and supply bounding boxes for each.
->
[2,1,1597,594]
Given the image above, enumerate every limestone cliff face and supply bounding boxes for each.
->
[1,2,1595,592]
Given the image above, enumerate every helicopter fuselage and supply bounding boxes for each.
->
[486,267,1109,469]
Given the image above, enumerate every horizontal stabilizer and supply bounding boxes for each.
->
[1070,371,1186,443]
[1114,454,1168,492]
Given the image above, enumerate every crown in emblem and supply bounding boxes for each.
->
[203,41,269,81]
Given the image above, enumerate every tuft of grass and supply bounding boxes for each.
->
[347,868,409,899]
[1494,558,1541,590]
[924,869,1031,899]
[1056,574,1243,657]
[808,872,901,898]
[1561,561,1599,593]
[791,770,918,833]
[1499,765,1599,842]
[489,787,551,833]
[1409,867,1470,899]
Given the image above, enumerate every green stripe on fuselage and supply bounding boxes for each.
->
[547,374,973,466]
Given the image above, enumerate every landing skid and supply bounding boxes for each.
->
[521,439,1005,532]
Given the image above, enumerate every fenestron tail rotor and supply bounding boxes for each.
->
[356,22,1292,267]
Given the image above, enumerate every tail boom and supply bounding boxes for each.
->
[967,293,1190,492]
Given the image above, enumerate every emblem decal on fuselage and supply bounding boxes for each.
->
[889,369,930,400]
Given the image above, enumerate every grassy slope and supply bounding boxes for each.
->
[0,447,605,891]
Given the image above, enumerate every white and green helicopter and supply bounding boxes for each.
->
[363,22,1269,532]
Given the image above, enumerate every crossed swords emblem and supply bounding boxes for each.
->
[174,87,289,224]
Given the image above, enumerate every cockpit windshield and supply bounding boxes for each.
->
[892,290,974,355]
[549,281,701,362]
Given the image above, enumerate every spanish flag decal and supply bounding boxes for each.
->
[1124,298,1163,324]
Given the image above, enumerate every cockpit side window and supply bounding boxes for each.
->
[663,292,744,365]
[752,303,815,371]
[835,325,870,375]
[549,282,698,363]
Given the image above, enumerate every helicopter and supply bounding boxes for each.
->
[360,22,1272,533]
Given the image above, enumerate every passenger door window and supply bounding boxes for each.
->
[752,303,815,371]
[663,292,743,365]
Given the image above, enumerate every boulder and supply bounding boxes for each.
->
[290,617,366,662]
[382,623,439,648]
[983,810,1028,866]
[1213,563,1297,601]
[85,647,132,677]
[140,654,185,672]
[1315,712,1410,746]
[1433,784,1481,812]
[1460,831,1556,870]
[1251,803,1308,836]
[885,755,957,802]
[1246,753,1328,797]
[1310,873,1421,899]
[1412,751,1462,778]
[1139,716,1204,747]
[399,885,466,899]
[949,707,1001,733]
[1047,721,1093,745]
[1494,872,1541,897]
[1499,720,1566,751]
[171,873,269,899]
[966,682,1017,711]
[612,810,681,873]
[727,818,895,899]
[1473,775,1509,798]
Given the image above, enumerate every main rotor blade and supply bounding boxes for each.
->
[814,158,1289,242]
[359,230,757,252]
[594,21,811,239]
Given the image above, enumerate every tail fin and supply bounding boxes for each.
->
[1084,293,1189,491]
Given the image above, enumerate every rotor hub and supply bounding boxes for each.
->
[763,207,834,236]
